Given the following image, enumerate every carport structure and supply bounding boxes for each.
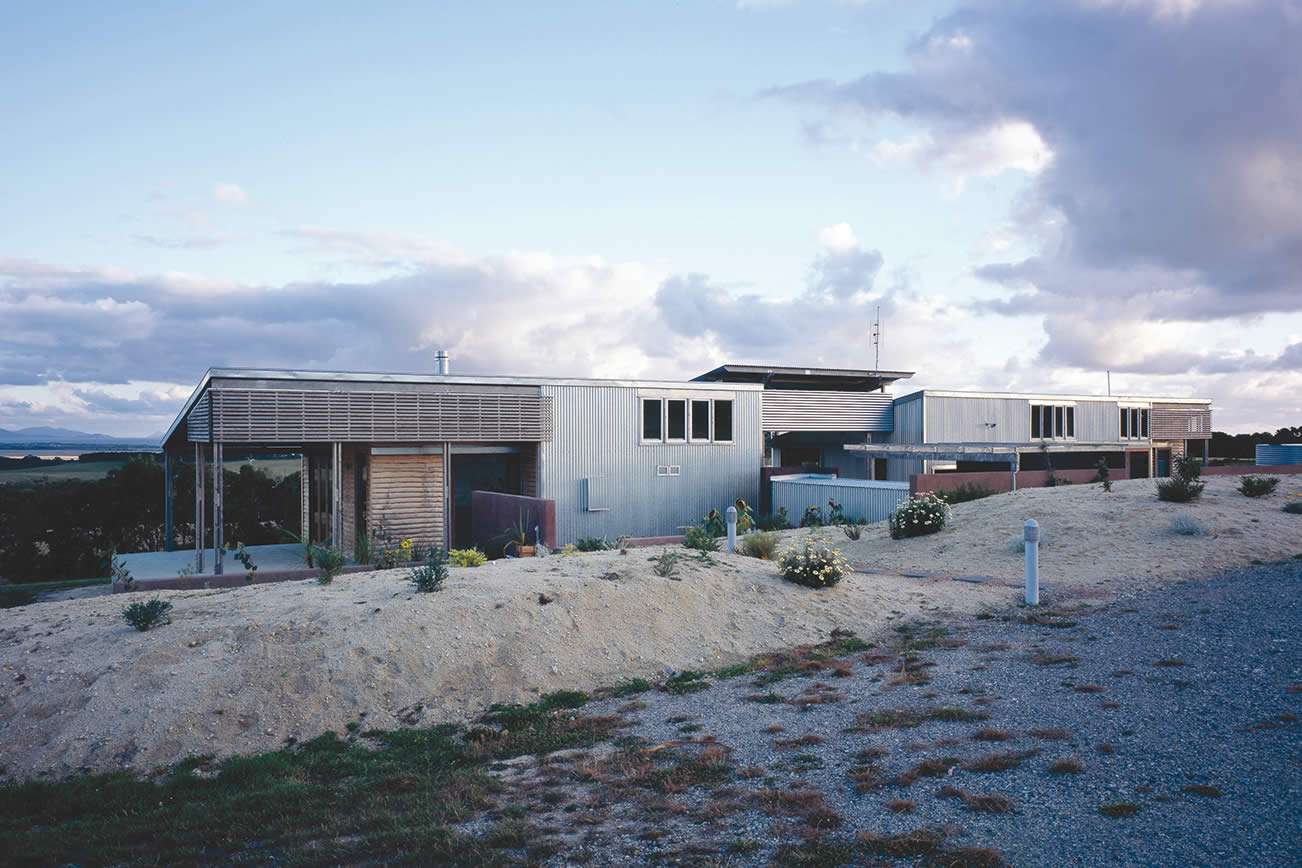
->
[160,368,553,576]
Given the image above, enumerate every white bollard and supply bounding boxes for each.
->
[726,506,737,553]
[1024,518,1040,606]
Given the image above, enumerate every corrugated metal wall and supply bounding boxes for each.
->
[539,385,761,542]
[886,396,926,481]
[369,453,445,549]
[771,477,910,524]
[1073,400,1122,442]
[762,391,893,431]
[1256,444,1302,465]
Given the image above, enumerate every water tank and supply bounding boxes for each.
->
[1256,444,1302,465]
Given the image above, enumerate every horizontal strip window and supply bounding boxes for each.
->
[641,398,733,444]
[1030,404,1074,440]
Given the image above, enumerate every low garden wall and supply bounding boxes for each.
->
[470,491,556,552]
[771,475,910,524]
[910,468,1102,496]
[1202,464,1302,477]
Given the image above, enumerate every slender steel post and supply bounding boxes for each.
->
[332,442,343,549]
[1024,519,1040,606]
[213,442,224,575]
[164,451,174,552]
[726,506,737,554]
[195,444,206,573]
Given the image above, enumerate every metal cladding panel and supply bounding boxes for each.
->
[762,391,894,432]
[888,398,924,444]
[771,478,910,524]
[1073,401,1121,442]
[922,396,1032,443]
[186,393,211,442]
[1256,444,1302,465]
[539,385,762,543]
[1151,404,1213,440]
[208,388,553,443]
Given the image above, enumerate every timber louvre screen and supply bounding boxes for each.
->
[204,389,553,443]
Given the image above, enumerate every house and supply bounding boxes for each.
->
[160,362,1212,574]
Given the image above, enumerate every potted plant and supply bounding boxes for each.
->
[501,517,535,558]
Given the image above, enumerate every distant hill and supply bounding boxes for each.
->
[0,427,159,448]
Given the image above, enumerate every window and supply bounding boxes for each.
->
[641,397,734,444]
[666,400,686,440]
[1120,406,1149,440]
[1030,404,1074,440]
[642,399,661,440]
[713,400,733,442]
[691,400,711,440]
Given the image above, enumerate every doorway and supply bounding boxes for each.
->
[1156,449,1171,478]
[449,450,522,548]
[1128,451,1149,479]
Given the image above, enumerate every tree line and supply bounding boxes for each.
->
[0,456,298,583]
[1210,427,1302,461]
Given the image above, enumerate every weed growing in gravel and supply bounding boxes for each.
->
[964,792,1016,813]
[122,597,172,631]
[888,799,916,814]
[649,550,682,579]
[1154,658,1187,667]
[682,526,720,553]
[963,752,1031,773]
[1181,784,1223,797]
[1027,727,1071,740]
[739,530,778,560]
[897,757,959,785]
[972,728,1014,742]
[745,692,784,704]
[1169,514,1211,536]
[841,522,865,540]
[663,671,710,695]
[1030,652,1078,666]
[601,678,651,698]
[1049,758,1084,774]
[312,545,347,584]
[409,547,448,593]
[1098,802,1141,818]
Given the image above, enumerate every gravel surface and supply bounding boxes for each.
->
[482,560,1302,867]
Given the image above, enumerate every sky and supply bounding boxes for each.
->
[2,0,1300,438]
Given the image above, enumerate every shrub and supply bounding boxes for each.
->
[1285,495,1302,515]
[937,482,996,504]
[1173,454,1203,482]
[1169,514,1210,536]
[650,550,681,578]
[410,547,449,592]
[1092,458,1112,493]
[777,542,850,588]
[754,508,790,531]
[312,545,347,584]
[449,548,487,568]
[122,597,172,631]
[800,504,826,528]
[683,526,721,553]
[1238,475,1280,498]
[888,493,951,539]
[1156,477,1205,503]
[841,523,864,540]
[575,536,614,552]
[110,552,134,590]
[740,530,778,560]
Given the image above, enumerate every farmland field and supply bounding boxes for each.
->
[0,457,302,486]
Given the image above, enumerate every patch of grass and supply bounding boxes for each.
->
[745,691,784,704]
[897,757,960,785]
[1181,784,1223,798]
[1154,658,1187,667]
[600,677,652,698]
[1030,652,1078,666]
[964,792,1016,813]
[773,734,825,750]
[1027,727,1071,741]
[1237,475,1279,497]
[740,530,779,560]
[663,670,710,695]
[962,752,1028,773]
[121,597,173,631]
[972,728,1014,742]
[1098,802,1142,818]
[1074,684,1104,693]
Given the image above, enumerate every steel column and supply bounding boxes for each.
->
[214,442,224,575]
[164,452,174,552]
[195,444,206,573]
[331,442,343,548]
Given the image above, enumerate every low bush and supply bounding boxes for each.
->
[409,547,449,592]
[937,482,996,504]
[753,508,790,531]
[1237,475,1280,498]
[449,548,487,568]
[311,545,346,585]
[777,542,850,588]
[650,550,681,579]
[841,523,864,541]
[888,493,950,540]
[1285,499,1302,515]
[574,536,614,552]
[122,597,173,631]
[683,526,721,553]
[740,530,779,560]
[1169,514,1210,536]
[1173,454,1203,482]
[1156,477,1205,503]
[800,504,826,528]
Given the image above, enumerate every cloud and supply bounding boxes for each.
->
[134,234,230,250]
[212,183,251,205]
[766,0,1302,380]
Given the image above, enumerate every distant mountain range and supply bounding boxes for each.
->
[0,427,161,447]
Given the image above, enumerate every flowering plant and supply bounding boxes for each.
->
[777,541,850,588]
[888,493,951,539]
[1284,490,1302,515]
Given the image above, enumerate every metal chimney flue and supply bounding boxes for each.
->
[435,349,450,375]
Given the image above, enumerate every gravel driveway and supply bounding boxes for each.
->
[481,559,1302,866]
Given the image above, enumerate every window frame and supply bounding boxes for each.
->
[640,394,736,445]
[1030,402,1076,441]
[665,399,687,442]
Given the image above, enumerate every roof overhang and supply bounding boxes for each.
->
[693,363,914,391]
[845,442,1147,464]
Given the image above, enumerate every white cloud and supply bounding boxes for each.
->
[817,221,859,253]
[212,183,251,205]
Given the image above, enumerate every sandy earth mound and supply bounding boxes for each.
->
[1,475,1297,780]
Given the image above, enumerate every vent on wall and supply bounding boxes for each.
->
[656,465,681,477]
[584,476,610,511]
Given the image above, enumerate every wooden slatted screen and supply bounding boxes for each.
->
[369,453,445,550]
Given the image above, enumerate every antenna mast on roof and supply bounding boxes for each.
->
[871,306,881,377]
